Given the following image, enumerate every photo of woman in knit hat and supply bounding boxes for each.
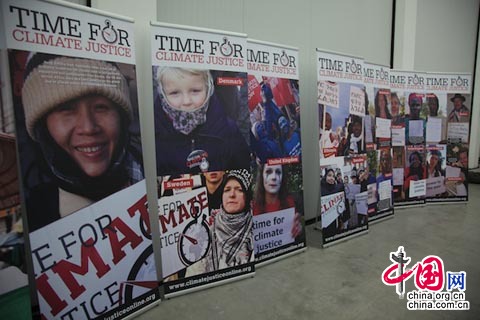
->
[187,169,254,274]
[14,51,144,232]
[153,67,250,176]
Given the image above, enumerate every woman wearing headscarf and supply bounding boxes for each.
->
[187,169,254,273]
[376,149,393,212]
[320,167,349,236]
[427,149,444,178]
[404,151,426,199]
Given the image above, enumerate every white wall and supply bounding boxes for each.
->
[393,0,418,69]
[395,0,480,168]
[157,0,393,220]
[473,25,480,169]
[414,0,478,73]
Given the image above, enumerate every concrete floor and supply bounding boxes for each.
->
[136,184,480,320]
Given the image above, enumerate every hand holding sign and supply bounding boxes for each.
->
[253,208,296,254]
[291,211,303,238]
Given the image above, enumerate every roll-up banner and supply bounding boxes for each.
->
[317,49,368,246]
[1,0,160,318]
[363,62,394,222]
[390,70,427,208]
[0,28,31,320]
[246,39,305,265]
[425,72,471,203]
[151,22,254,297]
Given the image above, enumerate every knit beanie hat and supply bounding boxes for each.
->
[225,169,251,193]
[22,53,132,140]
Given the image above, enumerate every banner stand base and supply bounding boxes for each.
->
[426,201,468,206]
[322,229,368,248]
[394,203,426,210]
[123,300,161,320]
[256,247,307,268]
[165,272,255,299]
[369,214,394,226]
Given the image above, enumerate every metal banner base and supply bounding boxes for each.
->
[426,200,468,206]
[394,203,426,210]
[369,213,394,226]
[256,247,307,268]
[164,272,255,299]
[322,229,369,248]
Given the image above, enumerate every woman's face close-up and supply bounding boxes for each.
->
[379,94,387,109]
[222,179,246,214]
[263,164,283,195]
[429,154,439,168]
[46,95,121,177]
[326,171,335,185]
[162,72,208,111]
[428,99,438,116]
[391,97,400,115]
